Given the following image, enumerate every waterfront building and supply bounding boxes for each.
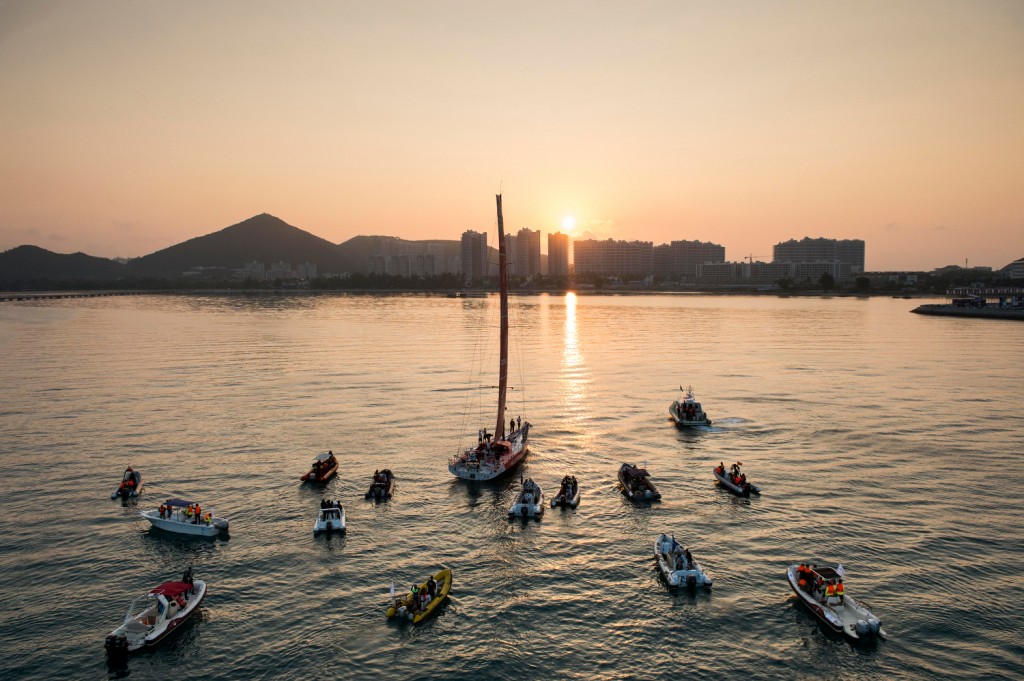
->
[548,232,570,276]
[574,238,653,277]
[695,261,794,286]
[773,237,865,275]
[461,230,488,280]
[514,228,542,278]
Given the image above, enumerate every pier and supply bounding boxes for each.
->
[0,290,155,302]
[912,286,1024,320]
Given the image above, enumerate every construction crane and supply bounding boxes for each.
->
[744,254,767,263]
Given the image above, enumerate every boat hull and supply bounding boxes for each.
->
[550,486,581,509]
[449,425,530,481]
[111,471,143,499]
[107,580,207,654]
[787,565,886,641]
[302,462,338,484]
[142,510,226,537]
[387,568,452,624]
[365,471,395,500]
[654,535,712,588]
[669,401,711,427]
[713,469,760,497]
[313,506,346,534]
[618,465,661,503]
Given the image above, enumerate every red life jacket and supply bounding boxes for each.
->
[836,584,845,596]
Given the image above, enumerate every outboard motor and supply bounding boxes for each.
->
[105,633,129,658]
[855,620,869,637]
[325,520,333,533]
[686,574,697,589]
[520,505,529,519]
[868,618,881,636]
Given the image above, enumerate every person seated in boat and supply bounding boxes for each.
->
[426,575,436,598]
[684,548,693,569]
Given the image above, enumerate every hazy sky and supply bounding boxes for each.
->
[1,1,1022,270]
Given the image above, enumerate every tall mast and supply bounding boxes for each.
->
[495,193,509,441]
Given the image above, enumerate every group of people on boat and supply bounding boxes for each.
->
[319,499,342,510]
[371,470,389,484]
[310,452,336,477]
[117,476,138,494]
[395,575,439,618]
[158,502,212,525]
[796,564,845,604]
[677,402,702,420]
[715,462,748,487]
[667,542,694,571]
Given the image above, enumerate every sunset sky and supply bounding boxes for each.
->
[1,0,1022,271]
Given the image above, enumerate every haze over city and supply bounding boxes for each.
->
[1,0,1022,271]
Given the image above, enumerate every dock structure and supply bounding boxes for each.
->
[912,286,1024,321]
[0,291,155,303]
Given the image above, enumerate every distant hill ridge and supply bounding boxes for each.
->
[0,213,465,283]
[0,244,124,282]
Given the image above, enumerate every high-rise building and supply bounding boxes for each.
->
[673,240,726,282]
[515,228,542,278]
[773,237,865,274]
[547,232,570,276]
[461,230,488,280]
[573,239,653,276]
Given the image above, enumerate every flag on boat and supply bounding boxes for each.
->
[390,580,395,598]
[836,564,846,577]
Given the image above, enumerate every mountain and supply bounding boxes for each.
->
[125,213,352,277]
[0,245,124,283]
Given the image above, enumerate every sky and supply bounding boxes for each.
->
[1,0,1022,271]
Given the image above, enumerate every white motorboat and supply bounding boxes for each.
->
[508,478,544,518]
[713,462,761,497]
[787,563,887,641]
[111,466,142,499]
[141,499,229,537]
[654,534,713,588]
[550,474,581,509]
[669,385,711,427]
[449,194,531,482]
[313,501,346,534]
[104,568,206,656]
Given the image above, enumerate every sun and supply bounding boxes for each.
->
[561,215,577,233]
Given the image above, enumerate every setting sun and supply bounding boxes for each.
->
[561,215,577,234]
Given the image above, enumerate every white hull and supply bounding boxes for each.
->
[669,401,710,426]
[449,425,530,481]
[655,534,712,588]
[313,506,346,534]
[141,510,228,537]
[714,468,761,496]
[108,580,207,652]
[787,565,886,640]
[509,494,544,517]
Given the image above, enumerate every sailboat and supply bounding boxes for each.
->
[448,194,531,481]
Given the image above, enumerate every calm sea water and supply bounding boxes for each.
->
[0,293,1022,680]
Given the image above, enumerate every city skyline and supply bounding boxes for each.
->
[1,1,1022,271]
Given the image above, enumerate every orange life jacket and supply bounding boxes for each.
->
[825,583,836,597]
[836,583,844,596]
